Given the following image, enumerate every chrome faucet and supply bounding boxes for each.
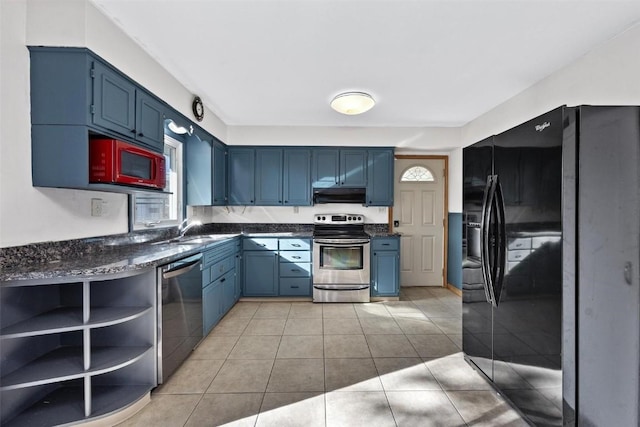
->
[178,219,202,238]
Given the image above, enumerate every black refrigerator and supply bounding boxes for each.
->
[463,105,640,426]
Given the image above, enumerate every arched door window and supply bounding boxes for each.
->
[400,165,435,182]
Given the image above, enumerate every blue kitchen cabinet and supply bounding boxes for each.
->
[186,132,212,205]
[92,61,164,152]
[203,280,224,334]
[135,90,165,152]
[213,141,228,205]
[312,148,368,188]
[371,237,400,297]
[221,271,236,315]
[340,150,368,187]
[29,47,177,192]
[243,238,279,296]
[255,148,283,205]
[202,238,241,334]
[92,60,137,139]
[366,149,394,206]
[243,251,279,296]
[278,238,312,296]
[312,149,340,188]
[283,149,312,206]
[234,248,242,301]
[228,148,255,205]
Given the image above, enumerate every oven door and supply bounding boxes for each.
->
[312,239,370,285]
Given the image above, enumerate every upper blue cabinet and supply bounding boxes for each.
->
[366,149,394,206]
[228,147,312,206]
[228,147,256,205]
[312,148,367,188]
[212,141,228,205]
[30,47,165,153]
[29,47,170,191]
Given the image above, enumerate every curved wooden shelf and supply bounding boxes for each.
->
[0,306,152,339]
[1,346,152,391]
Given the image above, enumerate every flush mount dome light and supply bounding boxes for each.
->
[330,92,375,115]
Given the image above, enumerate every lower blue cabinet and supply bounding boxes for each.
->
[243,251,278,296]
[371,237,400,297]
[202,238,242,335]
[203,280,223,334]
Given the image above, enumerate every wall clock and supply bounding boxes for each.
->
[192,96,204,122]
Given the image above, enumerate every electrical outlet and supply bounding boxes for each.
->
[91,198,103,217]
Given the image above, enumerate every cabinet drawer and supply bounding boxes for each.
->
[211,256,235,281]
[279,251,311,263]
[243,238,278,251]
[279,239,311,251]
[372,238,399,251]
[532,235,561,249]
[280,262,311,277]
[507,238,532,251]
[203,240,236,267]
[279,278,311,296]
[507,250,530,262]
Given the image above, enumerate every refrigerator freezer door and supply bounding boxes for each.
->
[578,106,640,426]
[462,137,494,381]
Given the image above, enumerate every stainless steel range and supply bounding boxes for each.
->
[312,214,371,303]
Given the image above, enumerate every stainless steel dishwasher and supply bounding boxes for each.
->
[157,252,203,384]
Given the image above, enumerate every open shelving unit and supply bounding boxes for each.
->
[1,269,157,426]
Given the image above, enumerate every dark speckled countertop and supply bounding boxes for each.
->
[0,231,316,283]
[0,223,391,284]
[0,233,243,284]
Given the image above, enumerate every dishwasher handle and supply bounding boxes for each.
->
[163,258,201,279]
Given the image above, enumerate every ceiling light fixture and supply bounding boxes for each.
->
[330,92,375,115]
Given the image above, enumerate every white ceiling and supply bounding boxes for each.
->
[90,0,640,128]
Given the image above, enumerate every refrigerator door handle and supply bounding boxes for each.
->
[481,175,497,305]
[492,176,507,307]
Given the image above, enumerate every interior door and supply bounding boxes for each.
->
[393,158,445,287]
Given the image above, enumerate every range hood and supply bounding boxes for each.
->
[313,187,366,204]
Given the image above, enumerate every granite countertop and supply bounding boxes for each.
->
[367,231,402,237]
[1,223,403,283]
[0,233,244,284]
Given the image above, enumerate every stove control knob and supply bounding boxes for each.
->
[322,216,326,220]
[358,216,362,221]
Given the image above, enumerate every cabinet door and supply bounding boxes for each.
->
[203,282,223,335]
[228,148,255,205]
[234,252,242,301]
[243,251,278,296]
[283,149,312,206]
[312,149,339,188]
[340,150,367,187]
[135,91,165,152]
[185,133,212,206]
[92,61,136,137]
[212,141,227,205]
[371,250,399,296]
[255,148,283,205]
[221,271,235,314]
[366,149,394,206]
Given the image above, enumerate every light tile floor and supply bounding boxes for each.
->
[118,287,529,427]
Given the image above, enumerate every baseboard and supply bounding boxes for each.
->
[446,283,462,297]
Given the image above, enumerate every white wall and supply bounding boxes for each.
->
[463,22,640,146]
[3,0,639,247]
[0,0,226,248]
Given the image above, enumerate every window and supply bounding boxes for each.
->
[131,135,183,230]
[400,165,435,182]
